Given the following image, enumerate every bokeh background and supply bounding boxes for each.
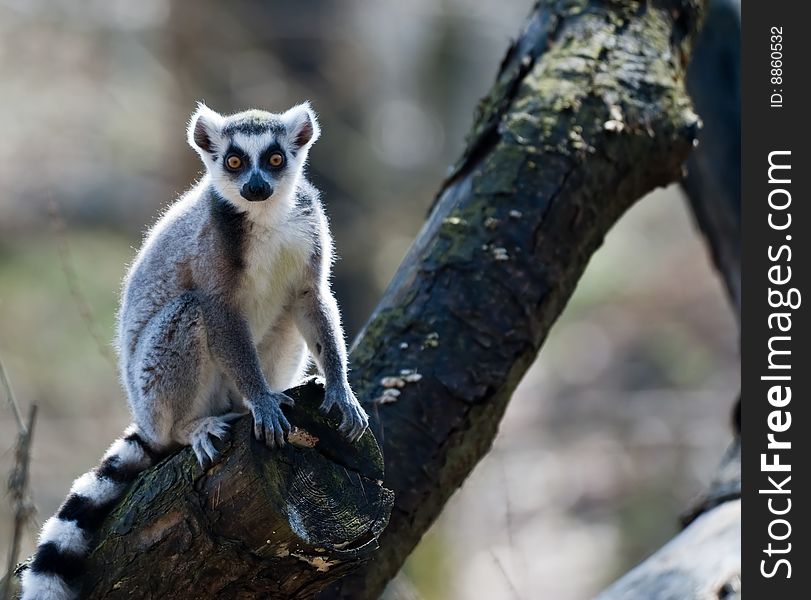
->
[0,1,739,598]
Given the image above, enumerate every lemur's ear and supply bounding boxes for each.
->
[282,102,321,151]
[188,103,225,156]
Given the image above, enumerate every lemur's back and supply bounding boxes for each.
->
[117,184,211,361]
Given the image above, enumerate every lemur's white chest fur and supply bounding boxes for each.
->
[240,209,315,339]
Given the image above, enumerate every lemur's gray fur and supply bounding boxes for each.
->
[22,102,368,600]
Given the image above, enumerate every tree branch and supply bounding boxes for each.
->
[327,1,706,597]
[683,0,741,317]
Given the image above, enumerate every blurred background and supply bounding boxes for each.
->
[0,1,739,598]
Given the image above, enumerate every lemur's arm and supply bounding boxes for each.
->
[199,297,293,446]
[294,258,368,441]
[295,286,347,385]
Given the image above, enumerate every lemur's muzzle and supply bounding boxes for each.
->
[241,173,272,202]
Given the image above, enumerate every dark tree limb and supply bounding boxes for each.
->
[682,0,741,437]
[57,1,714,597]
[326,1,706,597]
[683,0,741,318]
[682,436,740,527]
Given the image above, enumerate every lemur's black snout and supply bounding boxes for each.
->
[241,173,272,202]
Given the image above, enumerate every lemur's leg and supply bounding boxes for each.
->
[24,295,229,599]
[258,312,310,392]
[131,292,233,465]
[293,285,369,441]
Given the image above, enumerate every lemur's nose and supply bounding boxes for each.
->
[241,173,272,202]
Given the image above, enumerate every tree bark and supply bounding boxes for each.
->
[64,0,713,598]
[82,380,393,599]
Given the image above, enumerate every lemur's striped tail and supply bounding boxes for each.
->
[20,425,163,600]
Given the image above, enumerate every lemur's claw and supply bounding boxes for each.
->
[277,392,296,408]
[190,416,232,468]
[322,385,369,444]
[319,395,336,414]
[251,392,293,449]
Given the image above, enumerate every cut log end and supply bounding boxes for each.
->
[81,378,393,600]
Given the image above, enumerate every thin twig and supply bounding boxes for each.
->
[2,405,37,600]
[0,358,24,433]
[489,549,524,600]
[48,199,118,372]
[497,450,516,551]
[498,448,528,594]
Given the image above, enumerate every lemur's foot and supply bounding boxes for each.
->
[321,383,369,443]
[190,416,232,467]
[250,391,294,449]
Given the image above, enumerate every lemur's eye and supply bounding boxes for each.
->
[226,155,242,170]
[268,152,285,168]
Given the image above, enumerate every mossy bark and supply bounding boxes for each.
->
[82,379,393,599]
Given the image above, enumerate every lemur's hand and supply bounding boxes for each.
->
[251,391,294,448]
[321,382,369,443]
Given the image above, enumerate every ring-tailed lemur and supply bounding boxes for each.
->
[21,102,369,600]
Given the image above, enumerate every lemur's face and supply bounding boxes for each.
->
[187,103,320,205]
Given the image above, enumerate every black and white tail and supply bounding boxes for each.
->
[20,426,162,600]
